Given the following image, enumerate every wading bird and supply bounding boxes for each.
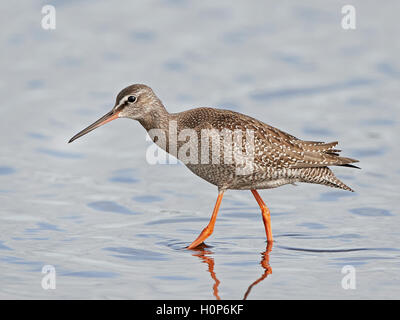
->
[69,84,359,249]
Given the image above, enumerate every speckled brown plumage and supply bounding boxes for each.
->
[169,107,358,192]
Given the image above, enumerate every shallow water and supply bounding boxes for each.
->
[1,0,400,299]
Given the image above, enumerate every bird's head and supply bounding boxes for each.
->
[68,84,163,143]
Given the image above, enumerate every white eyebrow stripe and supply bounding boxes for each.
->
[114,95,130,111]
[113,89,144,111]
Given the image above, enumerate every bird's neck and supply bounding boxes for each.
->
[138,104,171,132]
[138,105,181,155]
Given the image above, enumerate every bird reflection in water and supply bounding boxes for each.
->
[190,242,273,300]
[243,242,273,300]
[190,243,221,300]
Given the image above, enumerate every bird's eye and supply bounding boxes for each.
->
[127,96,136,103]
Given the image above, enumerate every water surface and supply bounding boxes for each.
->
[0,0,399,299]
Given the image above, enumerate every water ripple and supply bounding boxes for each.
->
[349,207,393,217]
[0,241,12,251]
[25,222,65,233]
[278,245,369,253]
[0,166,16,175]
[133,195,163,203]
[36,148,84,159]
[61,271,118,278]
[88,201,140,215]
[318,191,355,202]
[104,247,168,261]
[250,78,375,101]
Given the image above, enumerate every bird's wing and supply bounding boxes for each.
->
[251,122,359,169]
[192,108,359,170]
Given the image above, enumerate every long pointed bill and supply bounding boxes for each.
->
[68,110,121,143]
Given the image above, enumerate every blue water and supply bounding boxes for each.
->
[0,0,399,299]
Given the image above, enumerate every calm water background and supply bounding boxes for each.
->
[1,0,399,299]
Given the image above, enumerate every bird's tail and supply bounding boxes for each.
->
[320,168,355,192]
[300,167,355,192]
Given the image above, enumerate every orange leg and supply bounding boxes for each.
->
[187,191,224,249]
[251,190,273,242]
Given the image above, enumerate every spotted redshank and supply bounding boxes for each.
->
[69,84,359,249]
